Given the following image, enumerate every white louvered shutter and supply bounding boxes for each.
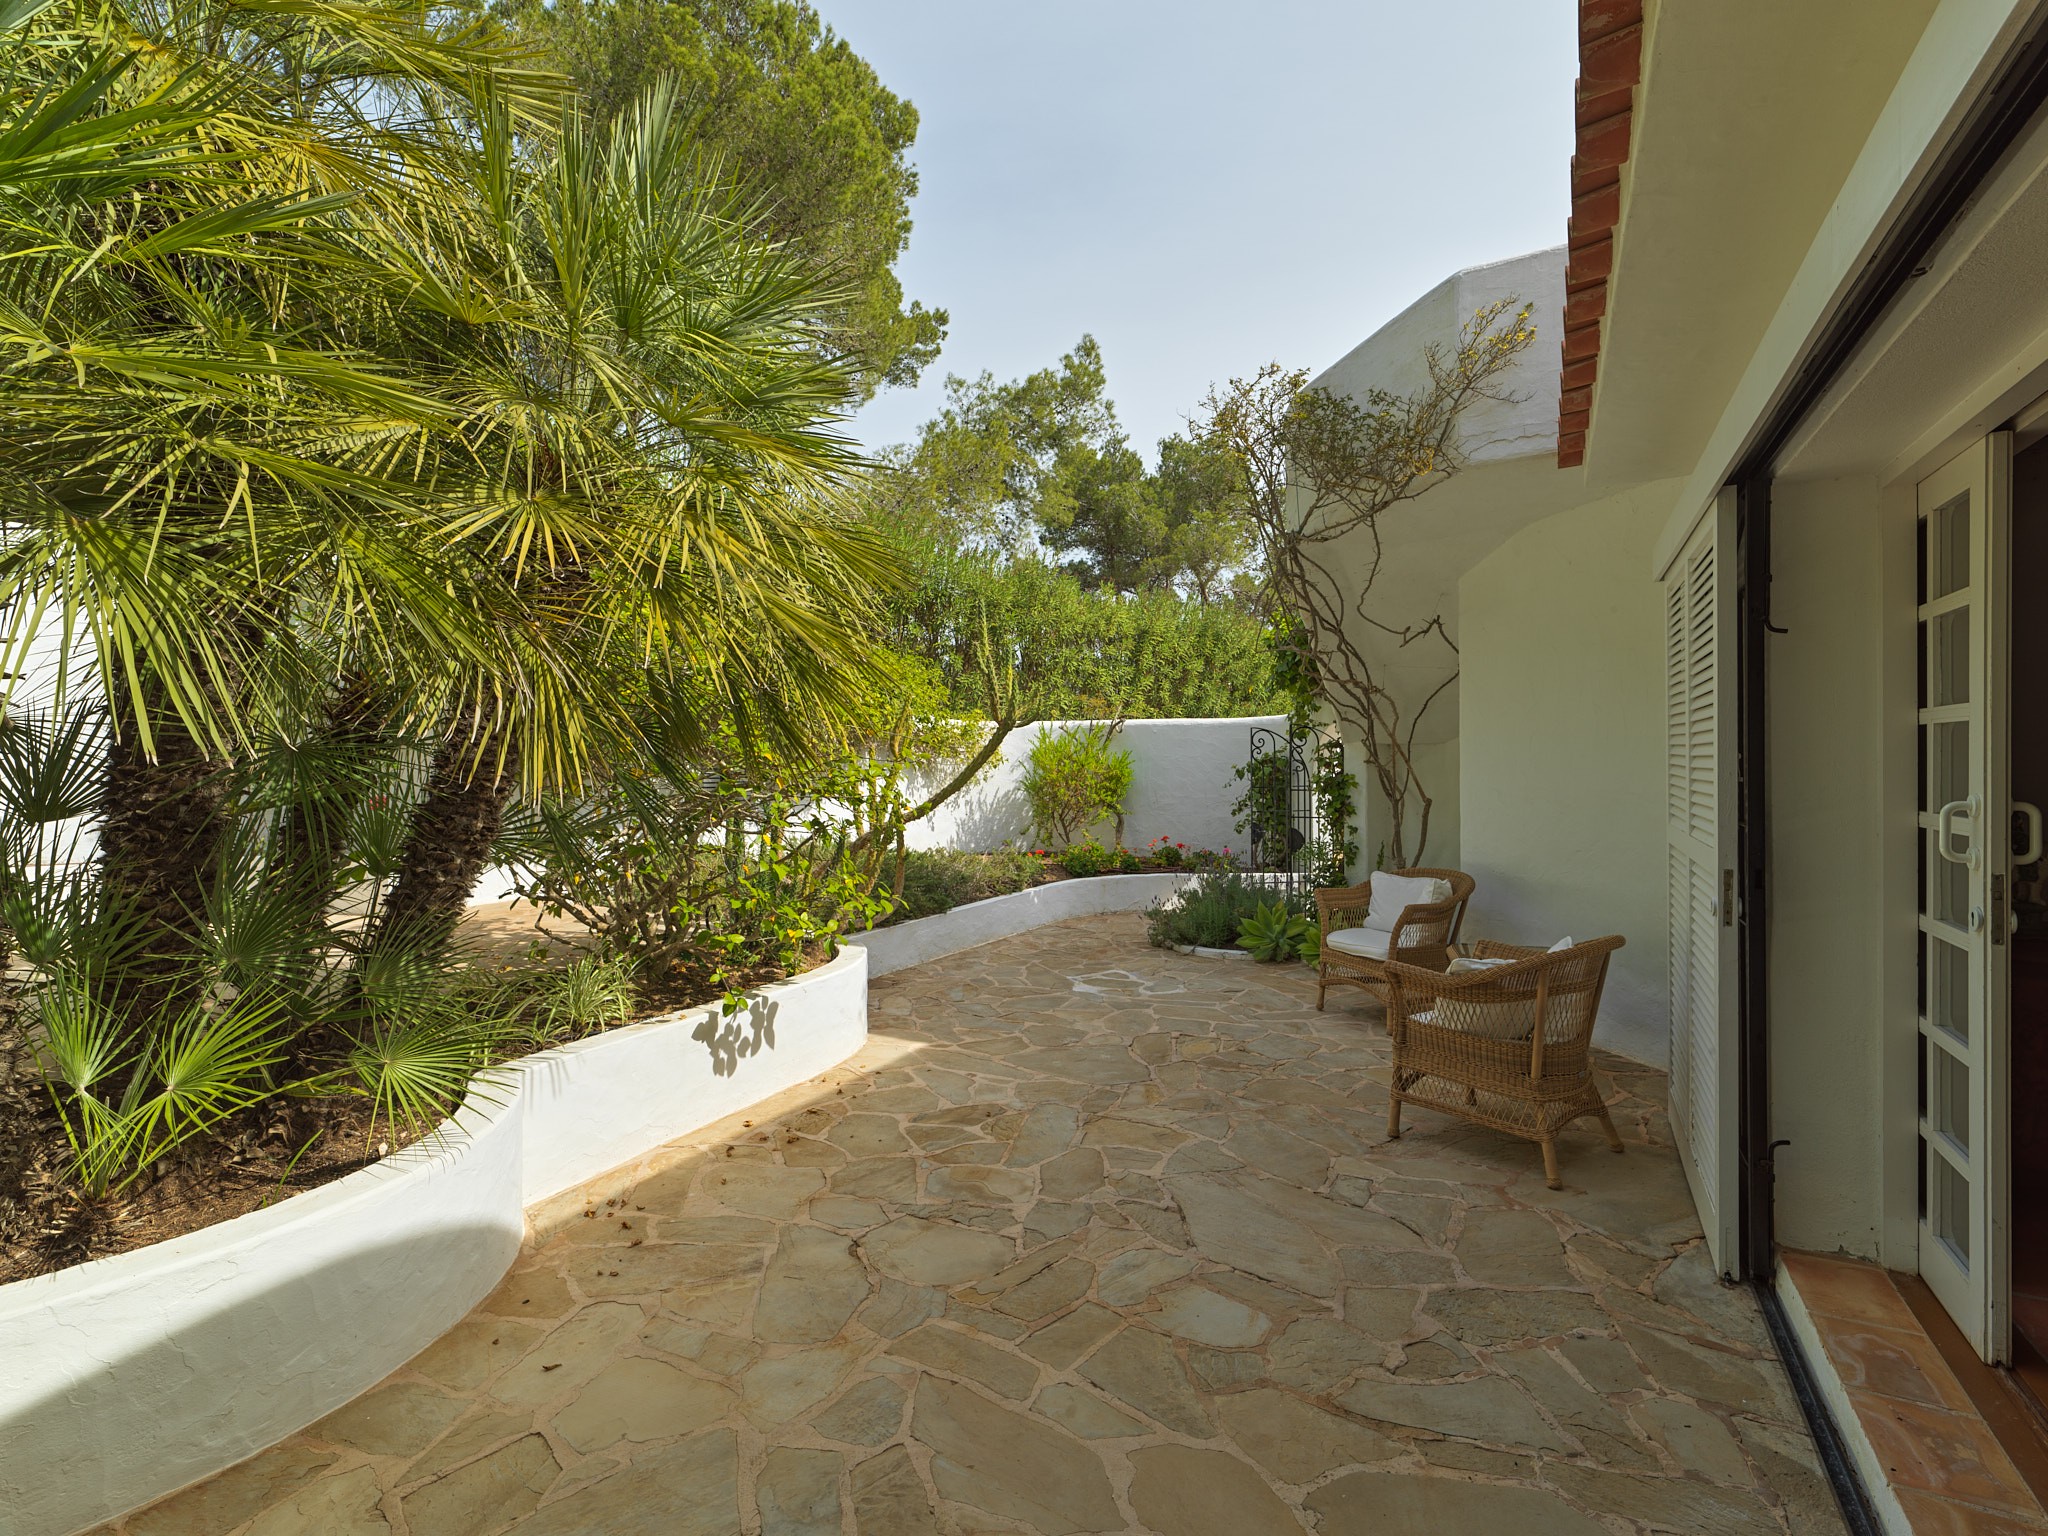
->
[1663,491,1739,1275]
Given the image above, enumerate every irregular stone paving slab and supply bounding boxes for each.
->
[104,917,1841,1536]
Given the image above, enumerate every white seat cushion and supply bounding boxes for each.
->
[1324,927,1391,960]
[1359,876,1458,937]
[1447,956,1514,974]
[1547,935,1577,952]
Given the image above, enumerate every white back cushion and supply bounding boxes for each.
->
[1366,874,1454,937]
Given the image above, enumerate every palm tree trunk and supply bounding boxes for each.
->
[273,677,382,928]
[96,704,230,1030]
[370,733,519,955]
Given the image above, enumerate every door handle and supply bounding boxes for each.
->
[1938,796,1982,870]
[2015,802,2044,865]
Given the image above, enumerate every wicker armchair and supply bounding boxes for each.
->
[1314,867,1475,1011]
[1380,936,1627,1189]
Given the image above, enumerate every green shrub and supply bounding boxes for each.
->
[1058,842,1139,877]
[1021,723,1133,846]
[1146,869,1266,950]
[514,955,640,1042]
[889,849,1045,923]
[1237,901,1313,962]
[1146,837,1187,868]
[1296,925,1321,968]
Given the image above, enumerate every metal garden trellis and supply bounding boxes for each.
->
[1245,725,1324,904]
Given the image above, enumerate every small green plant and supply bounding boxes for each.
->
[1237,901,1313,962]
[1145,837,1186,868]
[1021,723,1133,846]
[1059,842,1140,877]
[31,974,292,1198]
[1296,925,1322,968]
[529,956,639,1041]
[1146,869,1266,950]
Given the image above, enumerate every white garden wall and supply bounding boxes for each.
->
[907,714,1287,855]
[860,872,1192,976]
[0,947,868,1536]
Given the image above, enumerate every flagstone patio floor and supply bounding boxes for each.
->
[103,916,1845,1535]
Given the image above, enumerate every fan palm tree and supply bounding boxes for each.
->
[1,0,904,1009]
[359,81,902,951]
[0,0,516,1005]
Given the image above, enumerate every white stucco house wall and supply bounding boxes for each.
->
[1307,244,1669,1067]
[1313,3,2048,1527]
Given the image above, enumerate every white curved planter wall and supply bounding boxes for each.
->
[859,873,1191,977]
[517,944,869,1203]
[0,946,868,1536]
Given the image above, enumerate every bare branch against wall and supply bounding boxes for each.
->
[1202,299,1536,867]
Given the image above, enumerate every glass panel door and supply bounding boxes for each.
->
[1916,436,2011,1360]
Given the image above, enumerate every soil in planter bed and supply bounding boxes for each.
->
[0,1055,398,1285]
[0,944,823,1285]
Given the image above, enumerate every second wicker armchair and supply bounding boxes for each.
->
[1313,867,1476,1010]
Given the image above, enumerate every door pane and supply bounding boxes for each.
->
[1932,853,1971,929]
[1929,721,1969,811]
[1929,490,1972,600]
[1934,1149,1972,1264]
[1926,609,1971,706]
[1932,1040,1971,1154]
[1927,934,1972,1043]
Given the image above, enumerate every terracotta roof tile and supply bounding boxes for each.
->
[1580,0,1643,44]
[1564,235,1614,287]
[1576,82,1635,127]
[1557,0,1641,467]
[1564,287,1608,328]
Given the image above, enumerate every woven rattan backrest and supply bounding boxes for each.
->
[1455,937,1621,1046]
[1388,867,1477,944]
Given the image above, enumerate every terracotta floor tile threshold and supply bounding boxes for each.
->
[1782,1249,2048,1533]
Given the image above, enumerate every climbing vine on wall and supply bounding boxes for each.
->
[1312,733,1358,888]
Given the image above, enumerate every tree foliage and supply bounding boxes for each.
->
[876,337,1254,599]
[883,548,1283,722]
[494,0,946,391]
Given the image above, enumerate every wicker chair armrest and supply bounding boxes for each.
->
[1385,898,1461,951]
[1378,959,1447,1040]
[1314,882,1373,911]
[1390,935,1628,1015]
[1465,936,1628,970]
[1379,956,1479,1001]
[1315,882,1374,931]
[1469,938,1545,962]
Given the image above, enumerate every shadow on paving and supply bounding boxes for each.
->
[101,914,1843,1536]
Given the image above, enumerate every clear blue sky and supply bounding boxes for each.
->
[813,1,1579,458]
